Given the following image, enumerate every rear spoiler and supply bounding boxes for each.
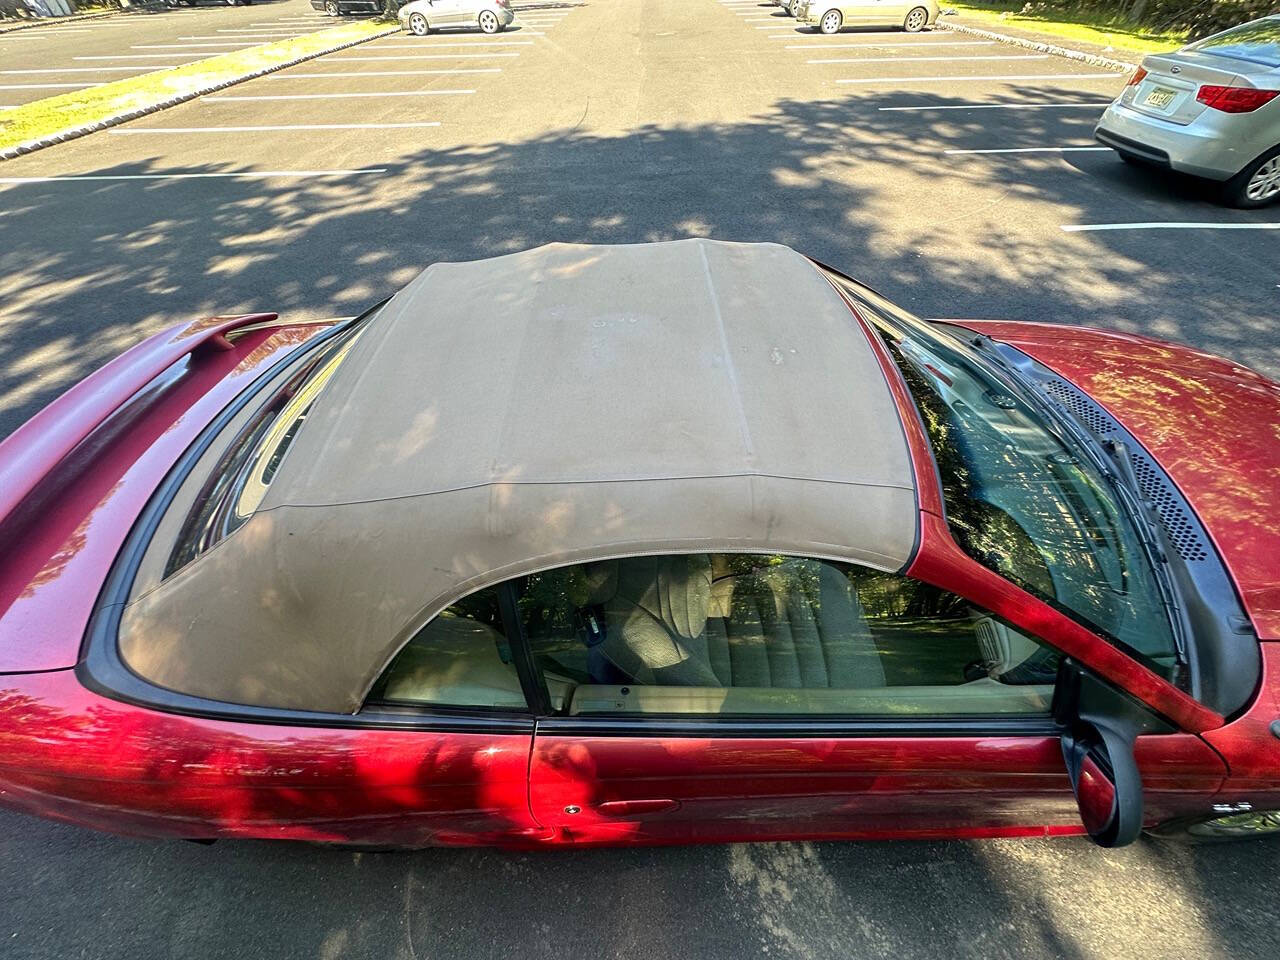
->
[0,313,278,526]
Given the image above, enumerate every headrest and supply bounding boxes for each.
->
[581,560,620,605]
[610,554,711,640]
[654,555,712,639]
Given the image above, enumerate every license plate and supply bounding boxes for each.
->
[1143,87,1176,109]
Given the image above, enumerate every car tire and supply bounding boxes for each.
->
[478,10,502,33]
[818,9,841,34]
[903,6,928,32]
[1219,144,1280,209]
[408,12,430,35]
[1147,809,1280,843]
[787,0,803,16]
[325,0,339,14]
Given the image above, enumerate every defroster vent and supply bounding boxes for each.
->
[1041,377,1209,563]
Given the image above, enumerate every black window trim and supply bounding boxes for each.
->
[533,714,1065,739]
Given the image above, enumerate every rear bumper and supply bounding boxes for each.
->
[1094,101,1259,181]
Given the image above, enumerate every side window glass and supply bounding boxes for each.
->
[518,554,1059,717]
[368,587,527,711]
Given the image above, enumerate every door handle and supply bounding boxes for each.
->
[595,799,680,817]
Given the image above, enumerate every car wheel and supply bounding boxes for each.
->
[787,0,802,16]
[818,9,841,33]
[1148,809,1280,843]
[903,6,928,32]
[1220,144,1280,208]
[325,0,339,14]
[408,12,430,35]
[478,10,501,33]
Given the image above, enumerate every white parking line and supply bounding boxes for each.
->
[2,26,91,33]
[835,73,1123,84]
[132,43,258,49]
[371,41,534,46]
[1,67,174,73]
[769,31,953,37]
[75,55,212,60]
[111,122,443,134]
[0,169,386,183]
[179,34,304,40]
[262,69,501,77]
[1063,222,1280,232]
[388,29,544,36]
[327,53,521,59]
[0,82,99,89]
[880,101,1111,111]
[203,90,475,100]
[817,54,1050,64]
[789,40,998,48]
[944,145,1109,154]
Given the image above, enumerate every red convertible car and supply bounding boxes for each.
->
[1,240,1278,849]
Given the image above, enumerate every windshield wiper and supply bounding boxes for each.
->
[965,333,1189,667]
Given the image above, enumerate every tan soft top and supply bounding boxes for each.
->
[119,239,919,713]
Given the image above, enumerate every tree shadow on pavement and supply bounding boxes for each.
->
[2,86,1278,438]
[2,808,1279,960]
[1,84,1280,960]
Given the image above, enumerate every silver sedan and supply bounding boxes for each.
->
[1095,15,1280,207]
[398,0,515,35]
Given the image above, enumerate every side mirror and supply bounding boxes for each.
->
[1061,720,1143,848]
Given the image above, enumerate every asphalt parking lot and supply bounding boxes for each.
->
[0,2,347,107]
[2,2,1279,957]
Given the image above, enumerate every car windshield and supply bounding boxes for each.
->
[1187,17,1280,68]
[828,276,1179,679]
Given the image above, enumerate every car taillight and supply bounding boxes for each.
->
[1196,84,1279,114]
[1126,67,1147,86]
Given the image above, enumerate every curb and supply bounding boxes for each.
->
[0,9,121,34]
[0,24,400,160]
[935,20,1139,72]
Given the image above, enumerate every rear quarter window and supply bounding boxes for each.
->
[1187,18,1280,68]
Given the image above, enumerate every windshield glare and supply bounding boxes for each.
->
[829,277,1179,679]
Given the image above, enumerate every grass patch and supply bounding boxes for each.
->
[945,2,1189,57]
[0,19,394,152]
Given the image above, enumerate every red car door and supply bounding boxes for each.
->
[515,553,1227,844]
[527,726,1225,845]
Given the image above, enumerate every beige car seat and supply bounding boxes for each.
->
[590,555,886,690]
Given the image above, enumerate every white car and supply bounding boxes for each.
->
[1095,15,1280,207]
[398,0,515,35]
[794,0,938,33]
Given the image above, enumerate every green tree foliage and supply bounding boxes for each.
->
[1015,0,1277,39]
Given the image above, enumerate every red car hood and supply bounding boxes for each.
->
[952,321,1280,641]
